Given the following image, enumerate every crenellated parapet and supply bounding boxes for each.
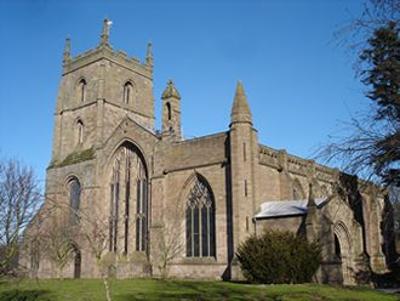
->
[259,144,337,184]
[63,45,152,78]
[287,155,310,177]
[258,145,279,169]
[62,18,152,78]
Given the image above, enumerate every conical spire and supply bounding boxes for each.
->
[162,80,181,99]
[146,42,153,67]
[100,18,112,47]
[230,81,252,126]
[63,37,71,63]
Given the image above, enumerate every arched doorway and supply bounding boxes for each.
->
[334,233,344,284]
[72,244,81,279]
[334,222,353,285]
[109,141,148,255]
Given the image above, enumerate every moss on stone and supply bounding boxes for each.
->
[50,148,95,168]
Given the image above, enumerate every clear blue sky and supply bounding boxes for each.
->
[0,0,367,185]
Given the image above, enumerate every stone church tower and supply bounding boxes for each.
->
[51,19,154,165]
[22,20,393,285]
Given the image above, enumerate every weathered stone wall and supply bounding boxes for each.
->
[163,133,227,173]
[255,216,304,234]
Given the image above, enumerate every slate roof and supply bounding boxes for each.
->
[254,198,328,219]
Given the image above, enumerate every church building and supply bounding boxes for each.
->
[23,20,391,285]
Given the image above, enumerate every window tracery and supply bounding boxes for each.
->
[109,143,148,253]
[186,176,216,257]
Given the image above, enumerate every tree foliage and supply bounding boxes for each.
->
[319,0,400,271]
[336,0,399,68]
[360,21,400,185]
[321,3,400,186]
[236,231,321,284]
[361,22,400,120]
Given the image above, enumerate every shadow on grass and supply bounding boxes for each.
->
[0,289,52,301]
[115,280,277,301]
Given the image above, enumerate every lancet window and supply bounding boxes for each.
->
[69,178,81,225]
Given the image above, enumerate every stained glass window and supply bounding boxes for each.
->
[186,177,215,257]
[69,178,81,225]
[109,143,148,253]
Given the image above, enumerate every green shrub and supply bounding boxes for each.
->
[236,230,321,284]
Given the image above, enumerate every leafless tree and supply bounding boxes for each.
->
[42,183,114,300]
[319,0,400,270]
[335,0,400,72]
[154,198,185,279]
[319,0,400,189]
[0,159,42,277]
[317,114,388,183]
[40,212,75,279]
[78,202,114,301]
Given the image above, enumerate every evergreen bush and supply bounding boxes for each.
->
[236,230,321,284]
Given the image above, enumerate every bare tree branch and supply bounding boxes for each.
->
[0,159,42,277]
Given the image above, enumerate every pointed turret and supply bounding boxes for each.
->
[146,42,153,68]
[162,80,182,140]
[230,81,252,127]
[227,80,259,280]
[63,37,71,63]
[162,80,181,100]
[100,18,112,47]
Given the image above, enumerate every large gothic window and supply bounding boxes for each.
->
[69,178,81,224]
[186,176,216,257]
[109,143,148,254]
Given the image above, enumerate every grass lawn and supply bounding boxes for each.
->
[0,278,398,301]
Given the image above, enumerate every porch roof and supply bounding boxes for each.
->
[254,198,328,219]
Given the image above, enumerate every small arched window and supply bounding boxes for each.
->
[186,175,216,257]
[292,179,305,200]
[166,102,172,120]
[77,120,84,144]
[78,79,86,103]
[334,234,341,260]
[123,82,133,104]
[69,178,81,224]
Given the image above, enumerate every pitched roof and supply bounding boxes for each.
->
[254,198,328,219]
